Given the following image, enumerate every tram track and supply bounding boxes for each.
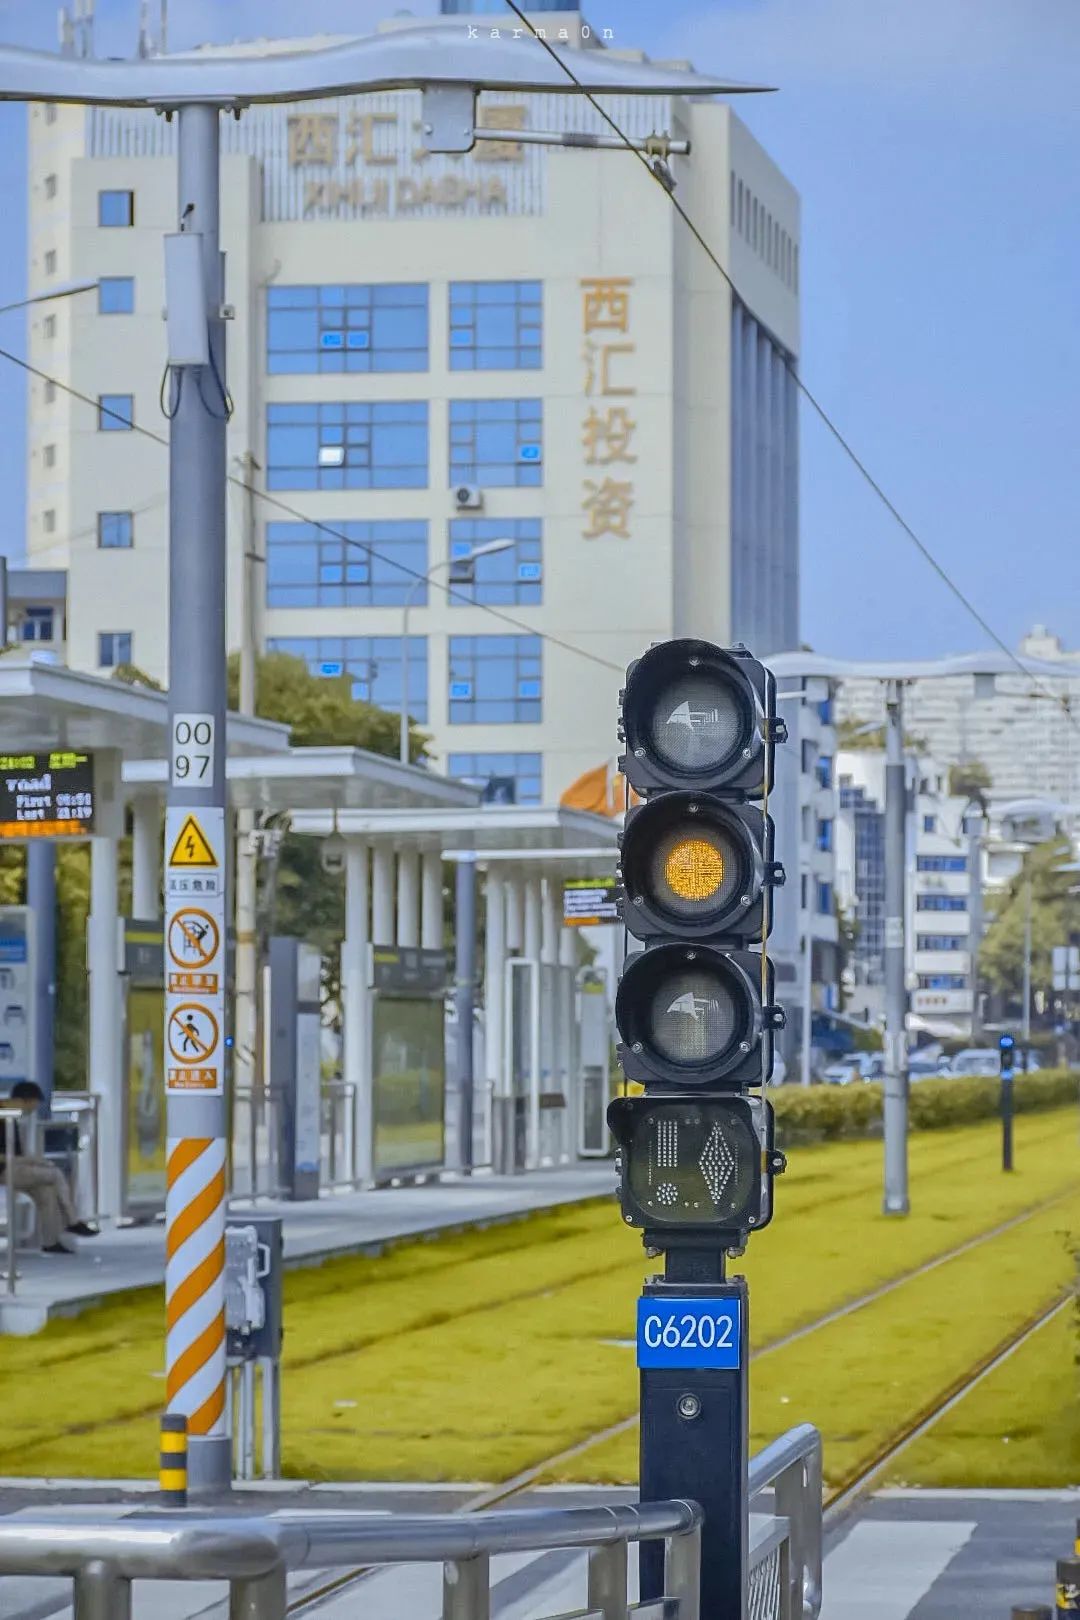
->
[283,1185,1077,1613]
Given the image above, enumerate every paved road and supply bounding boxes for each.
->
[0,1485,1073,1618]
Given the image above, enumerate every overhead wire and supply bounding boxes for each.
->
[0,341,625,677]
[500,0,1080,740]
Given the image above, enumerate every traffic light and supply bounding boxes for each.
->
[999,1032,1015,1074]
[609,639,788,1247]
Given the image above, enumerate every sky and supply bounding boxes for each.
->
[0,0,1077,659]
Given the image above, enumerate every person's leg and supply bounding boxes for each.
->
[7,1161,64,1248]
[20,1157,77,1228]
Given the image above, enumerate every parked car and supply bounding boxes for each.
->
[821,1059,864,1086]
[908,1057,943,1082]
[946,1049,1001,1078]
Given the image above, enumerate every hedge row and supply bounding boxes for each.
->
[771,1068,1079,1143]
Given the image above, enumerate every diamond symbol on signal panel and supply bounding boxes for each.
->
[699,1122,735,1203]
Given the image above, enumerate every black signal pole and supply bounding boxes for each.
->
[999,1033,1015,1172]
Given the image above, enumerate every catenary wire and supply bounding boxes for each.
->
[500,0,1080,735]
[0,341,625,677]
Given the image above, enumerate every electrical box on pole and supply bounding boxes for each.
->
[609,639,787,1619]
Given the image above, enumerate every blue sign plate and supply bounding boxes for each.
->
[637,1297,741,1370]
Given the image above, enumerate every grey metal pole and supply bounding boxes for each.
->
[26,842,56,1104]
[455,856,477,1173]
[1021,877,1032,1061]
[235,450,260,1115]
[967,825,983,1042]
[73,1562,132,1620]
[800,914,813,1086]
[164,101,231,1494]
[883,679,909,1215]
[3,1114,17,1294]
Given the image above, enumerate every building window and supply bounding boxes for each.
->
[800,740,815,774]
[449,280,542,370]
[818,696,833,726]
[816,756,833,790]
[918,974,967,991]
[268,636,427,723]
[44,174,57,200]
[816,818,832,853]
[43,314,56,339]
[916,894,967,912]
[961,815,980,835]
[816,880,832,915]
[99,189,134,227]
[44,249,57,276]
[43,444,56,469]
[266,402,428,490]
[448,518,542,605]
[266,520,427,608]
[98,631,133,667]
[448,635,541,724]
[43,509,56,534]
[43,380,56,404]
[922,814,937,834]
[916,855,967,873]
[98,394,134,431]
[916,935,967,952]
[45,104,58,125]
[449,398,542,487]
[448,752,543,805]
[266,284,429,374]
[20,606,54,642]
[98,511,134,549]
[98,276,134,315]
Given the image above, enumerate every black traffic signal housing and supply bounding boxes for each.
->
[608,638,787,1247]
[999,1032,1015,1074]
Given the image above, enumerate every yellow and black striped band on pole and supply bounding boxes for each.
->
[159,1412,188,1507]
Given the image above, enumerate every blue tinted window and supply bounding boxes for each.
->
[98,189,134,227]
[267,284,428,373]
[448,518,541,606]
[98,511,133,549]
[916,935,967,952]
[816,818,832,853]
[98,631,132,666]
[918,974,967,991]
[448,752,542,805]
[447,636,541,724]
[922,814,936,834]
[98,277,134,315]
[449,281,542,370]
[816,756,832,790]
[916,855,967,873]
[98,394,133,431]
[449,398,542,487]
[816,881,832,915]
[916,894,967,912]
[267,636,427,723]
[267,401,428,490]
[266,521,427,608]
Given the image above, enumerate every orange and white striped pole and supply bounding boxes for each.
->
[163,102,231,1494]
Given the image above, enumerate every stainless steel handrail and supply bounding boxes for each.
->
[321,1078,358,1189]
[46,1090,101,1223]
[0,1498,703,1620]
[232,1086,286,1202]
[748,1422,823,1620]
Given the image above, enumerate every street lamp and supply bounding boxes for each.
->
[399,538,512,765]
[0,279,99,318]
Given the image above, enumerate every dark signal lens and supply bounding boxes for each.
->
[647,965,741,1066]
[624,1101,759,1225]
[643,670,748,777]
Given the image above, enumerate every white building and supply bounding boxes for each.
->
[20,0,801,808]
[837,748,983,1036]
[835,627,1080,805]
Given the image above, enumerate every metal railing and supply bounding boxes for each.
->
[231,1087,286,1202]
[321,1078,358,1189]
[0,1497,703,1620]
[47,1090,101,1224]
[747,1422,824,1620]
[0,1106,22,1296]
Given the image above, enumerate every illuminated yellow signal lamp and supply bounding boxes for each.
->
[618,790,779,944]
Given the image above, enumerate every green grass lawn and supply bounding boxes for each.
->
[2,1106,1076,1485]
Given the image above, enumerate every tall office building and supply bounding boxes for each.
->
[22,3,800,804]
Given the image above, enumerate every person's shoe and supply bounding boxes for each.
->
[42,1241,74,1255]
[66,1221,99,1238]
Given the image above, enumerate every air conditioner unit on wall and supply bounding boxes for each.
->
[454,484,483,511]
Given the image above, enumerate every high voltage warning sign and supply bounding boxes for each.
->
[165,804,226,1094]
[169,814,217,867]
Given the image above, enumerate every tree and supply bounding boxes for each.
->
[979,837,1077,1007]
[948,758,992,809]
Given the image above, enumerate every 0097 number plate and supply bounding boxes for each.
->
[636,1297,741,1369]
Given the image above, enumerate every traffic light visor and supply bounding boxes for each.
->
[616,943,761,1083]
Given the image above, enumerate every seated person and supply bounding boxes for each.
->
[0,1081,99,1253]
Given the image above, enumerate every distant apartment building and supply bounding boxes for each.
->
[835,627,1080,804]
[20,0,801,807]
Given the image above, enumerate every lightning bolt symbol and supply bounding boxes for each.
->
[184,834,196,858]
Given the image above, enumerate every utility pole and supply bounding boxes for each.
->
[234,450,262,1112]
[163,104,230,1494]
[883,679,909,1215]
[454,856,477,1173]
[967,817,984,1043]
[1021,877,1033,1068]
[800,915,813,1085]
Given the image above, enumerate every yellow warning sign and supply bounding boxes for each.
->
[168,814,218,868]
